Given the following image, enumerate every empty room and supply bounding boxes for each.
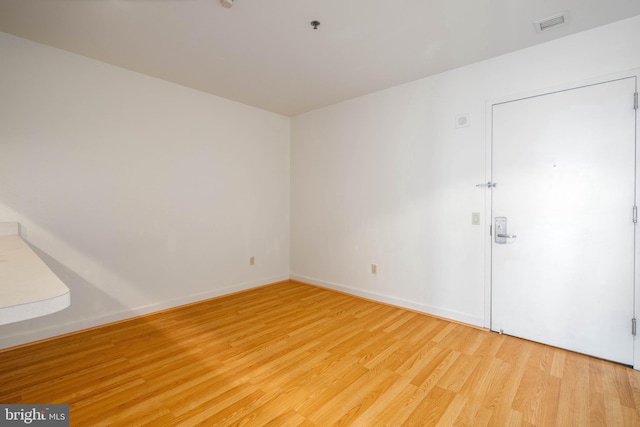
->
[1,0,640,425]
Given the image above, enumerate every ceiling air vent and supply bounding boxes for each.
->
[534,11,569,33]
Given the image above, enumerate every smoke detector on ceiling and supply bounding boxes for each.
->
[220,0,233,8]
[534,11,570,33]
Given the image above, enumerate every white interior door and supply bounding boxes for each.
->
[491,77,637,365]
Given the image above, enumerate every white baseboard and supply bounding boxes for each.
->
[290,274,484,328]
[0,274,289,350]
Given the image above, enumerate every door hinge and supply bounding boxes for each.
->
[634,206,638,224]
[633,318,637,336]
[489,225,493,236]
[635,92,638,110]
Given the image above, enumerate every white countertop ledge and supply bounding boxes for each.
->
[0,224,70,325]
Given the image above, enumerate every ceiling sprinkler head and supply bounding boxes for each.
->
[310,20,320,30]
[220,0,233,8]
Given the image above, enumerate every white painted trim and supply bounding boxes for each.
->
[634,72,640,371]
[483,99,493,330]
[0,274,289,350]
[488,68,640,108]
[290,274,484,328]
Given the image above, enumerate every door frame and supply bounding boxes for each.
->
[483,70,640,369]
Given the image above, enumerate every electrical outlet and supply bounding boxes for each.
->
[250,256,255,266]
[371,264,377,274]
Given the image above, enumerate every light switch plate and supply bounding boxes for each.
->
[472,212,480,225]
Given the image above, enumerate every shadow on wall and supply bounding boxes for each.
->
[0,242,129,349]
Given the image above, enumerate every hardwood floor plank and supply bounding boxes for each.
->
[512,345,553,425]
[625,370,640,418]
[621,405,640,426]
[457,333,505,399]
[295,363,369,418]
[452,400,483,426]
[453,326,490,356]
[555,352,590,426]
[551,350,566,378]
[615,363,637,408]
[438,353,482,393]
[261,409,309,427]
[308,368,399,425]
[2,280,640,426]
[487,352,530,426]
[409,347,460,388]
[371,381,430,426]
[435,393,468,427]
[347,374,415,425]
[405,385,457,426]
[539,375,562,425]
[382,310,419,334]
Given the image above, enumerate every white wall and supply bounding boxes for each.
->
[291,16,640,327]
[0,33,290,349]
[2,16,640,352]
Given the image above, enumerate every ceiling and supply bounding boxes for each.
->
[1,1,639,116]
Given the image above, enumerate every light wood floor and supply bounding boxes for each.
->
[2,281,640,426]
